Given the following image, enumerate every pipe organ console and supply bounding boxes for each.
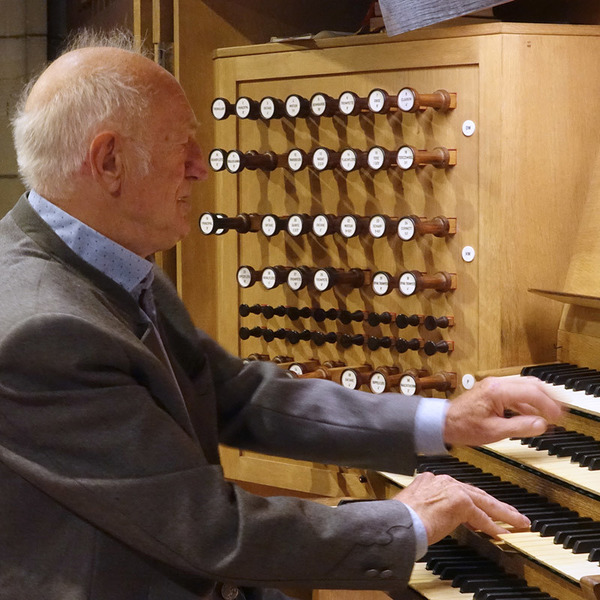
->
[200,22,600,600]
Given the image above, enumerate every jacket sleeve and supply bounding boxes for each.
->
[154,266,424,475]
[198,330,422,475]
[0,312,418,590]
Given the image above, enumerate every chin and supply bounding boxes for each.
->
[174,223,191,245]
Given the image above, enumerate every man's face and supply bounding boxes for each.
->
[121,81,207,256]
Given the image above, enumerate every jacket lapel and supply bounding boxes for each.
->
[9,195,198,439]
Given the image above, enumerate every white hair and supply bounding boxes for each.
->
[11,30,152,197]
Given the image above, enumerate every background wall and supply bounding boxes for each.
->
[48,0,133,58]
[0,0,47,216]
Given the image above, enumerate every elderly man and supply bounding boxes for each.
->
[0,32,561,600]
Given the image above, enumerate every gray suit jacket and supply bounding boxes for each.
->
[0,196,423,600]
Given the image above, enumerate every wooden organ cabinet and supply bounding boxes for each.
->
[193,22,600,600]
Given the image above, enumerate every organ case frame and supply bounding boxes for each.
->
[200,24,600,495]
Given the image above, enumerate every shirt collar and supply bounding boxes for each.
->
[27,190,154,300]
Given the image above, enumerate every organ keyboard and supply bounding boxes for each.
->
[377,359,600,599]
[409,537,559,600]
[499,531,600,583]
[381,449,600,599]
[400,359,600,600]
[502,368,600,418]
[416,456,600,581]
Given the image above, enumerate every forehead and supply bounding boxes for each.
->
[151,78,199,138]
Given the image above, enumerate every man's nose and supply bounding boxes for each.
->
[186,142,208,181]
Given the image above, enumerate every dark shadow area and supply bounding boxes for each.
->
[494,0,600,24]
[202,0,373,43]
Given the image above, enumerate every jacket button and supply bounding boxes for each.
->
[220,584,240,599]
[380,569,393,579]
[365,569,379,578]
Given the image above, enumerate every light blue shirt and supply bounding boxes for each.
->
[28,190,154,305]
[28,189,449,559]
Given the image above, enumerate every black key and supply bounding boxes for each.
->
[548,367,594,385]
[419,546,459,560]
[583,381,600,395]
[493,493,548,504]
[561,370,600,388]
[556,442,600,457]
[418,456,462,466]
[538,517,592,536]
[562,529,600,549]
[438,564,503,580]
[518,506,564,519]
[427,465,482,474]
[587,456,600,470]
[427,552,484,566]
[417,456,466,472]
[480,591,553,600]
[521,363,576,378]
[423,468,485,478]
[517,503,563,516]
[572,537,600,553]
[531,513,580,533]
[521,425,566,445]
[555,523,600,544]
[535,432,583,451]
[417,463,474,474]
[572,449,600,464]
[453,475,502,485]
[573,376,600,391]
[527,430,579,447]
[458,576,527,593]
[418,540,461,561]
[549,440,600,457]
[546,435,596,448]
[453,572,518,587]
[476,587,546,600]
[483,594,554,600]
[587,547,600,561]
[582,544,600,561]
[478,484,525,494]
[427,554,482,570]
[491,496,548,508]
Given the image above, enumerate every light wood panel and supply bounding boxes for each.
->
[208,23,600,381]
[226,64,476,378]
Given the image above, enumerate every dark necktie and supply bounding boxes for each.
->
[138,286,158,324]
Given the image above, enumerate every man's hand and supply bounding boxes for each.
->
[444,376,563,447]
[393,471,530,545]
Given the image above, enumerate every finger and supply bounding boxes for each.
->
[486,414,549,440]
[468,486,531,529]
[499,378,564,420]
[463,505,511,539]
[482,377,564,422]
[513,400,566,424]
[512,402,543,416]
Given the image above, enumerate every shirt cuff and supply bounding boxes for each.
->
[405,504,428,560]
[414,397,449,455]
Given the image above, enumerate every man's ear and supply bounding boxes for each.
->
[89,131,122,195]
